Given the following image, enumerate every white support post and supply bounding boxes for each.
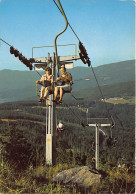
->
[95,124,99,170]
[52,52,56,165]
[45,52,56,166]
[88,122,112,170]
[46,95,53,165]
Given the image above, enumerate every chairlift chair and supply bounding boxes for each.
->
[36,80,53,97]
[55,79,73,94]
[57,121,64,132]
[35,62,73,100]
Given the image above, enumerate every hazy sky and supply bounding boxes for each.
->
[0,0,135,70]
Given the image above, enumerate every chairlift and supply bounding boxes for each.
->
[33,42,90,104]
[106,136,118,148]
[55,79,72,94]
[55,73,90,98]
[86,106,116,150]
[35,63,73,101]
[112,137,118,147]
[105,116,115,147]
[57,120,64,132]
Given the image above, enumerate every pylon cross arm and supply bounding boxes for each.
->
[32,55,80,63]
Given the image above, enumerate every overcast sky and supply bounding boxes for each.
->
[0,0,135,70]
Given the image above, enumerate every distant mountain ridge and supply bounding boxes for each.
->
[0,60,135,103]
[71,81,135,101]
[69,60,135,90]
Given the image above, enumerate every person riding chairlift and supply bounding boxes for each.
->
[35,67,53,103]
[53,66,72,104]
[57,120,64,132]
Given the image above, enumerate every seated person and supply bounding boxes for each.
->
[54,66,72,104]
[57,120,64,132]
[35,67,53,102]
[112,137,118,147]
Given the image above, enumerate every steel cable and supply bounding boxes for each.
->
[0,38,12,47]
[52,0,112,121]
[62,101,85,127]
